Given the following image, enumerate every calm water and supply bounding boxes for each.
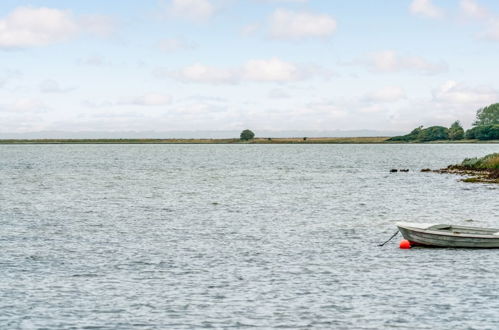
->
[1,144,498,329]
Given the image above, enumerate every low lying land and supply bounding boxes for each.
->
[0,137,499,144]
[431,153,499,184]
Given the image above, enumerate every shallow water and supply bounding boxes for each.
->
[1,144,498,329]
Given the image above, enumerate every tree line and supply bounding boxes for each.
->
[388,103,499,142]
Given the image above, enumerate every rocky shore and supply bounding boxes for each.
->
[424,153,499,183]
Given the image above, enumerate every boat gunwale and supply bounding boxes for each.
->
[396,224,499,239]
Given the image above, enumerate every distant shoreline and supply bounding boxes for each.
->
[0,137,498,144]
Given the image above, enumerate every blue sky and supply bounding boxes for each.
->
[1,0,499,134]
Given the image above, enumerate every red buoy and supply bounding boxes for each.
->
[399,240,411,249]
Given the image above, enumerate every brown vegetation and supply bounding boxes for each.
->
[430,153,499,184]
[0,137,390,144]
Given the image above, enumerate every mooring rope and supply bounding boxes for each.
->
[378,230,400,247]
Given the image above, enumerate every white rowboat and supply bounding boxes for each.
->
[396,222,499,248]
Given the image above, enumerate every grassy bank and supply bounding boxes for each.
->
[436,153,499,183]
[389,139,499,144]
[1,137,499,144]
[0,138,240,144]
[0,137,389,144]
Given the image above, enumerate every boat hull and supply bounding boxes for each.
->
[398,225,499,248]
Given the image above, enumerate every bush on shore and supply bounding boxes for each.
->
[449,121,465,140]
[438,153,499,183]
[465,124,499,140]
[464,103,499,140]
[389,102,499,142]
[460,153,499,170]
[388,125,450,142]
[240,129,255,141]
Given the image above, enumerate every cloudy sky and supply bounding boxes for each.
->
[1,0,499,134]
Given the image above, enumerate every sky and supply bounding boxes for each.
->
[1,0,499,135]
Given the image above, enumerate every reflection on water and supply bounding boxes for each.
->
[0,144,498,328]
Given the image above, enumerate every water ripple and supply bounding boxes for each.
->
[1,144,498,329]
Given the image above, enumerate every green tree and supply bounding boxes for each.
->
[407,126,423,139]
[448,121,464,140]
[388,125,449,142]
[473,103,499,127]
[476,125,499,140]
[417,126,449,142]
[387,126,422,141]
[240,129,255,141]
[466,124,499,140]
[465,126,478,139]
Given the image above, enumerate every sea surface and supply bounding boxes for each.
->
[1,144,498,329]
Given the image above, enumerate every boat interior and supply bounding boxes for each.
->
[428,224,499,236]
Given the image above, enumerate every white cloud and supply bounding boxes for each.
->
[0,98,48,112]
[241,23,260,36]
[84,93,172,108]
[460,0,489,19]
[0,70,21,88]
[39,80,74,93]
[358,104,386,114]
[161,58,323,84]
[483,19,499,40]
[82,100,114,108]
[268,88,291,99]
[360,50,448,75]
[432,80,499,105]
[158,38,196,52]
[257,0,308,3]
[78,56,111,66]
[392,81,499,128]
[0,6,114,49]
[409,0,443,19]
[124,93,172,106]
[269,9,337,40]
[13,98,47,112]
[173,102,227,115]
[169,0,215,21]
[242,58,302,82]
[457,1,499,41]
[298,102,347,119]
[0,7,78,48]
[79,14,116,37]
[166,63,236,84]
[364,86,406,103]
